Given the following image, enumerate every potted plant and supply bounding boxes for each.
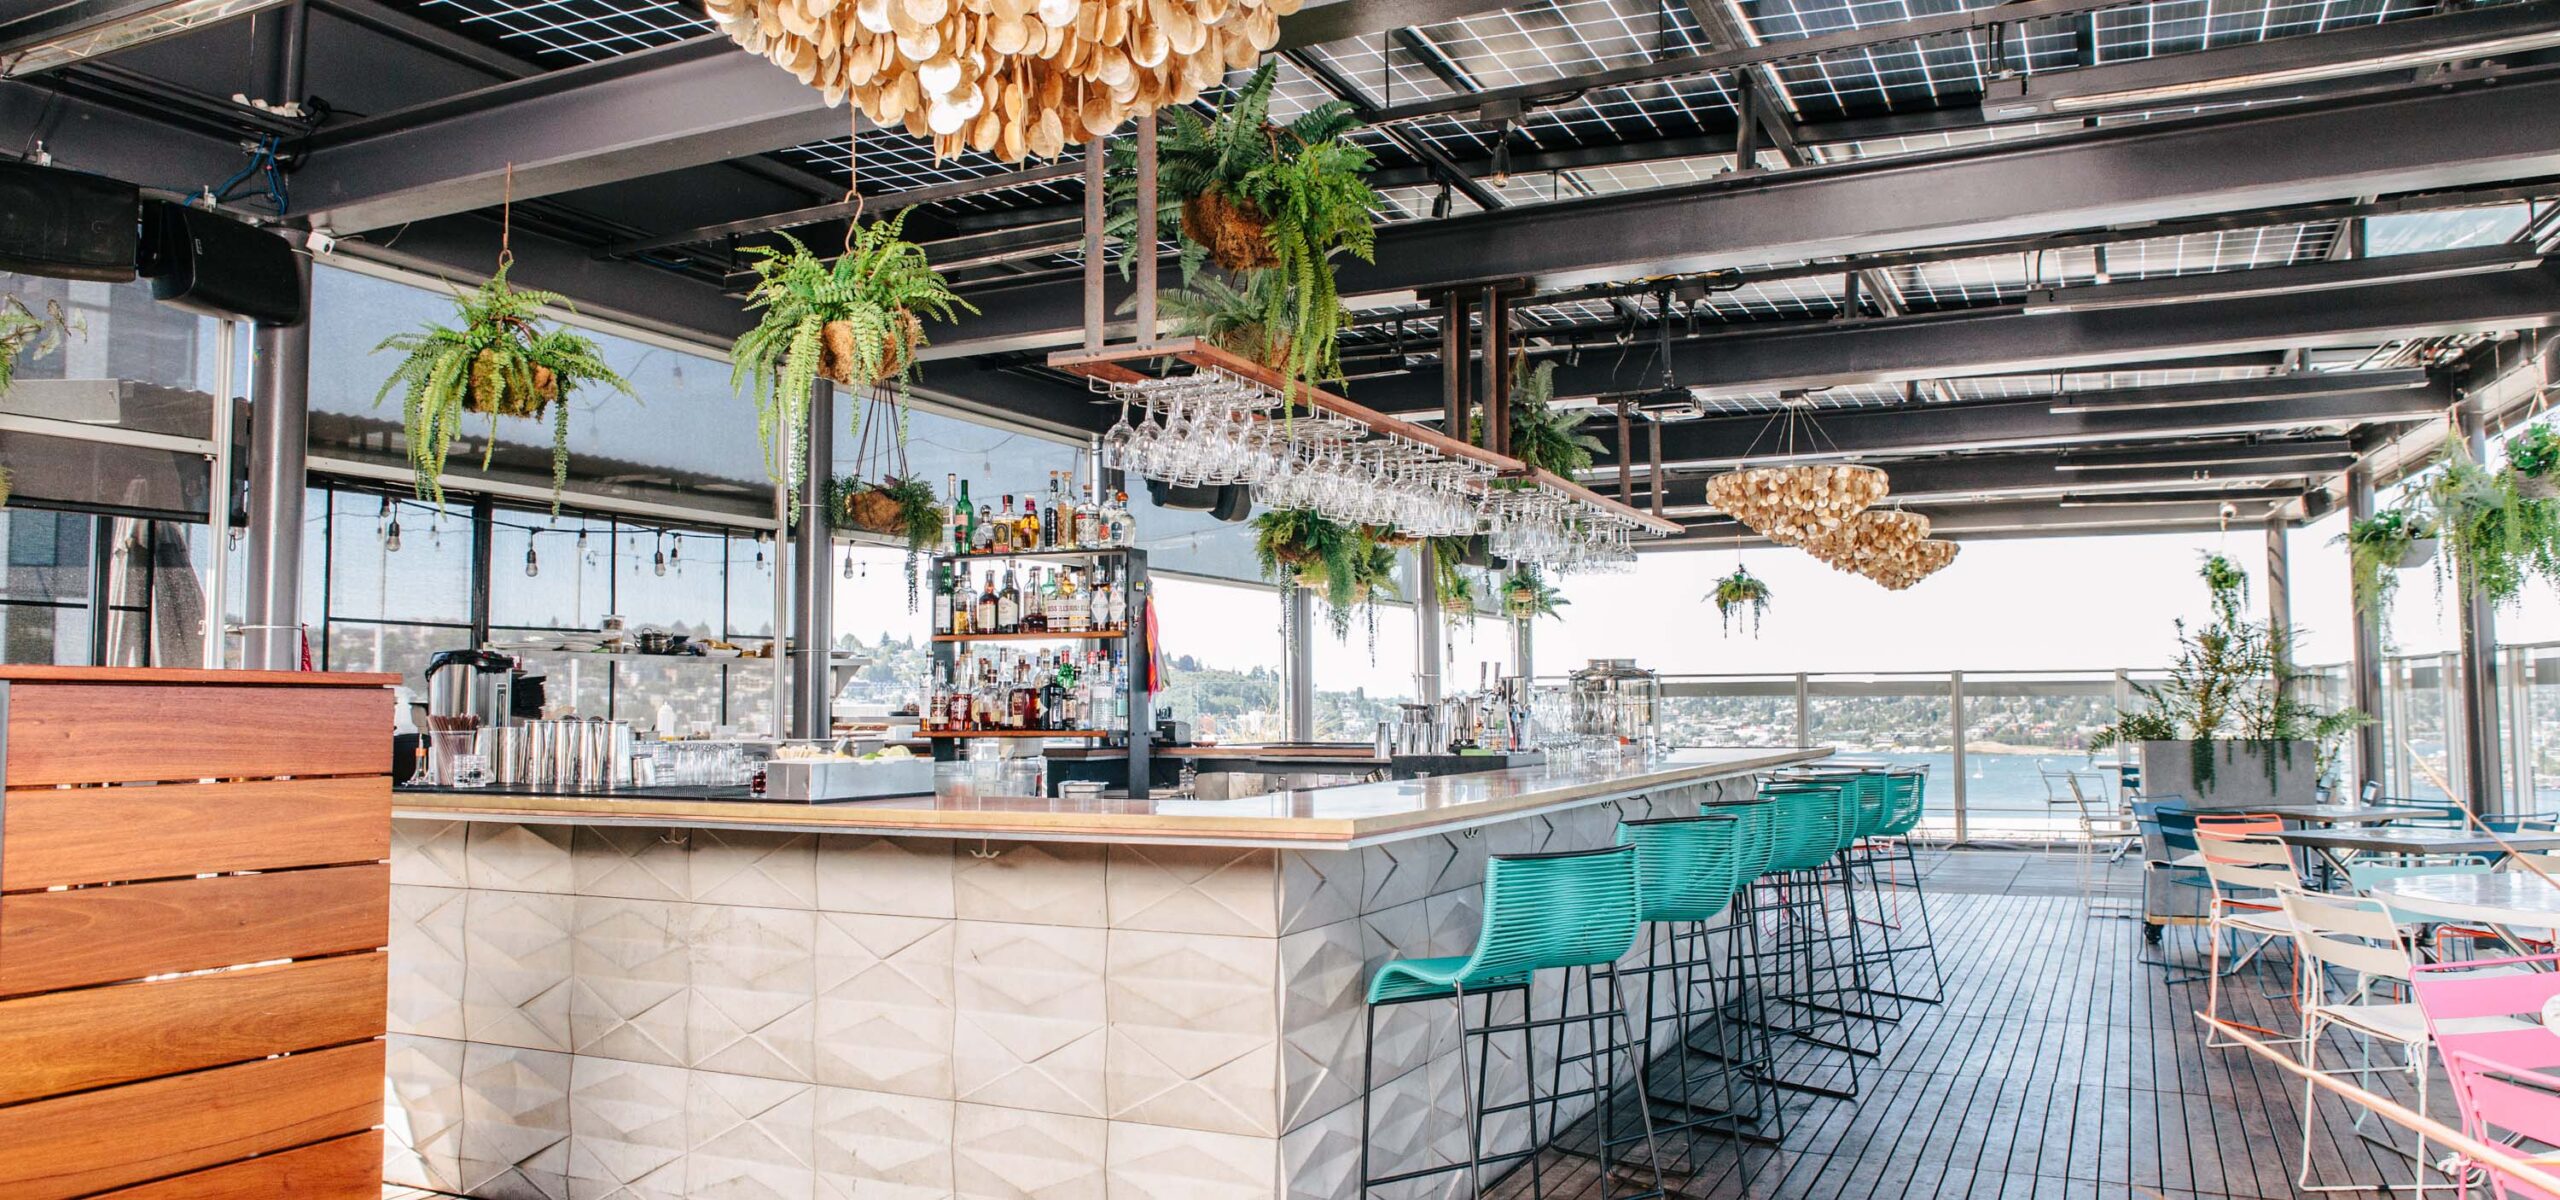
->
[0,293,77,508]
[1146,272,1351,376]
[2421,445,2560,608]
[830,473,943,552]
[1501,565,1566,621]
[730,215,975,503]
[1498,358,1603,475]
[1116,60,1378,385]
[2510,421,2560,497]
[1711,566,1771,637]
[2095,556,2366,805]
[1255,509,1402,637]
[374,265,631,511]
[2342,507,2437,617]
[1427,535,1479,617]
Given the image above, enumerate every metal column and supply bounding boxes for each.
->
[2347,463,2386,791]
[1510,614,1533,684]
[1950,671,1968,843]
[2457,401,2505,813]
[2263,514,2291,649]
[1412,549,1441,707]
[1285,588,1315,741]
[241,234,312,672]
[790,379,835,739]
[202,319,239,668]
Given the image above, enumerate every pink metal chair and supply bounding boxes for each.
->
[2410,956,2560,1194]
[2435,1053,2560,1200]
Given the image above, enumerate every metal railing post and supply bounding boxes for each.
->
[1950,671,1967,843]
[1793,672,1809,747]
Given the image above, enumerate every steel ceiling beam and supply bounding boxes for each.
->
[1627,381,2448,468]
[1347,260,2560,413]
[932,73,2560,357]
[1677,495,2305,541]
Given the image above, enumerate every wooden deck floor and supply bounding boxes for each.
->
[1496,849,2420,1200]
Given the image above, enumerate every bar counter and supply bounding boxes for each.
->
[383,745,1823,1199]
[392,746,1822,848]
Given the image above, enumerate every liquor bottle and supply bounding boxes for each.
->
[976,572,998,633]
[948,475,970,556]
[1043,473,1064,549]
[950,570,972,635]
[932,563,953,633]
[946,656,974,730]
[1091,562,1113,632]
[1074,486,1100,549]
[993,496,1015,553]
[973,504,994,552]
[1056,568,1080,633]
[1015,498,1040,552]
[996,567,1021,634]
[1107,490,1136,547]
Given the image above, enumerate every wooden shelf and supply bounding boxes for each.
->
[939,546,1135,563]
[917,729,1116,739]
[933,630,1125,643]
[1045,338,1684,536]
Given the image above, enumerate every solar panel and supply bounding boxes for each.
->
[413,0,712,63]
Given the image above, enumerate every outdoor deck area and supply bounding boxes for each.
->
[1480,850,2398,1200]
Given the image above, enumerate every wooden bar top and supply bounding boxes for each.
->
[392,746,1827,849]
[0,666,399,687]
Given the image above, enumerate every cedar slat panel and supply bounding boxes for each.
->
[0,953,387,1104]
[85,1131,381,1200]
[0,1041,382,1200]
[0,864,390,996]
[1,777,391,891]
[0,666,397,687]
[3,681,391,786]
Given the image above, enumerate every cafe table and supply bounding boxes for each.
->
[2273,827,2560,885]
[2366,871,2560,955]
[2253,804,2442,825]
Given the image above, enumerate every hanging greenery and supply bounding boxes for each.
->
[2421,440,2560,608]
[1254,508,1401,638]
[1147,271,1350,376]
[1472,356,1605,476]
[1426,535,1480,617]
[830,473,943,552]
[0,293,79,508]
[2509,420,2560,489]
[1112,61,1378,386]
[2341,507,2437,619]
[1711,566,1771,637]
[373,265,631,512]
[2094,556,2367,792]
[1501,565,1567,621]
[731,217,974,506]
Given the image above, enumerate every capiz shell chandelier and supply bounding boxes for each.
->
[1800,508,1929,572]
[1864,538,1959,590]
[704,0,1291,162]
[1703,464,1888,546]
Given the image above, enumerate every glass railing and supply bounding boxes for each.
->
[1653,669,2146,843]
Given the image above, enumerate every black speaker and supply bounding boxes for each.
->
[0,160,138,282]
[137,200,305,326]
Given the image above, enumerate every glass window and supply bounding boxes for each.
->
[331,494,471,624]
[1313,597,1421,741]
[613,527,728,639]
[835,543,933,714]
[490,509,614,630]
[1155,575,1285,742]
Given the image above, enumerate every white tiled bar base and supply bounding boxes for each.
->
[385,775,1761,1200]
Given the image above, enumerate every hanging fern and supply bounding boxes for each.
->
[1255,508,1402,638]
[1501,565,1567,621]
[1109,62,1378,386]
[2341,507,2435,619]
[730,216,975,508]
[1711,566,1771,637]
[1478,356,1603,475]
[373,265,631,512]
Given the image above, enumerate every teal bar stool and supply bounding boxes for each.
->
[1613,811,1788,1150]
[1731,779,1880,1100]
[1358,844,1665,1200]
[1787,769,1915,1025]
[1859,768,1947,1006]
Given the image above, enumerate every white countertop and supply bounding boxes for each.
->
[393,745,1828,848]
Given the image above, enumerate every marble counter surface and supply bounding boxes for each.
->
[393,745,1825,848]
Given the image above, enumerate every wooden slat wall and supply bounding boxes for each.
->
[0,668,396,1200]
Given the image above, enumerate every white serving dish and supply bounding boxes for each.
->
[763,756,934,801]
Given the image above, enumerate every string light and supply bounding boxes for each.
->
[524,542,540,578]
[654,548,668,577]
[384,514,402,553]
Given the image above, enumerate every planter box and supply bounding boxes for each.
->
[2137,739,2319,810]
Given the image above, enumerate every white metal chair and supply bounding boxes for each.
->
[2066,773,2141,918]
[2280,888,2460,1194]
[2196,826,2305,1050]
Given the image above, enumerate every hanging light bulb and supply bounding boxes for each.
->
[525,543,540,578]
[842,551,855,579]
[654,548,667,577]
[577,528,589,550]
[669,537,682,566]
[384,516,402,553]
